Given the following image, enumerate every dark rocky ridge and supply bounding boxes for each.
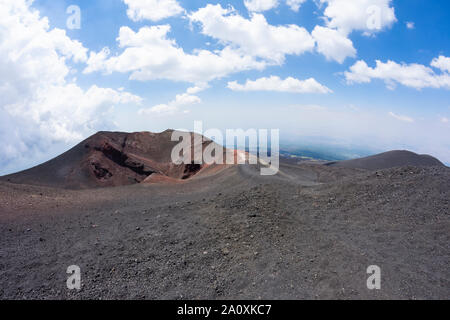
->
[326,150,444,170]
[0,130,216,189]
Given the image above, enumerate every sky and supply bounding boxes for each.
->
[1,0,450,175]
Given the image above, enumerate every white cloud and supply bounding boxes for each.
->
[244,0,307,12]
[345,59,450,90]
[286,0,307,12]
[140,104,180,116]
[84,24,266,83]
[227,76,332,94]
[87,4,365,85]
[173,92,202,106]
[123,0,184,22]
[0,0,141,169]
[312,26,356,63]
[319,0,397,35]
[244,0,279,12]
[84,47,111,74]
[406,21,415,30]
[388,112,414,123]
[431,56,450,73]
[186,83,209,95]
[189,4,315,64]
[139,85,205,116]
[441,117,449,124]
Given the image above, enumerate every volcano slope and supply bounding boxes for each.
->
[326,150,444,170]
[0,130,221,189]
[0,137,449,300]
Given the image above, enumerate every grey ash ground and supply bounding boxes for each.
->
[0,133,449,300]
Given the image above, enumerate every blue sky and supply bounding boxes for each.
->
[1,0,449,174]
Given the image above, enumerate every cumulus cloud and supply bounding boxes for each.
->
[227,76,332,94]
[84,24,266,83]
[344,59,450,90]
[86,4,362,85]
[123,0,184,22]
[244,0,307,12]
[312,26,356,63]
[189,4,315,64]
[244,0,279,12]
[139,85,207,116]
[186,83,210,95]
[0,0,141,170]
[83,47,111,74]
[431,56,450,73]
[406,21,415,30]
[190,4,355,65]
[319,0,397,35]
[139,104,180,116]
[388,112,414,123]
[286,0,307,12]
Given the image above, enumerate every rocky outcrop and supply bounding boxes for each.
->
[1,130,219,189]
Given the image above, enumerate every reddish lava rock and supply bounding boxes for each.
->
[1,130,219,189]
